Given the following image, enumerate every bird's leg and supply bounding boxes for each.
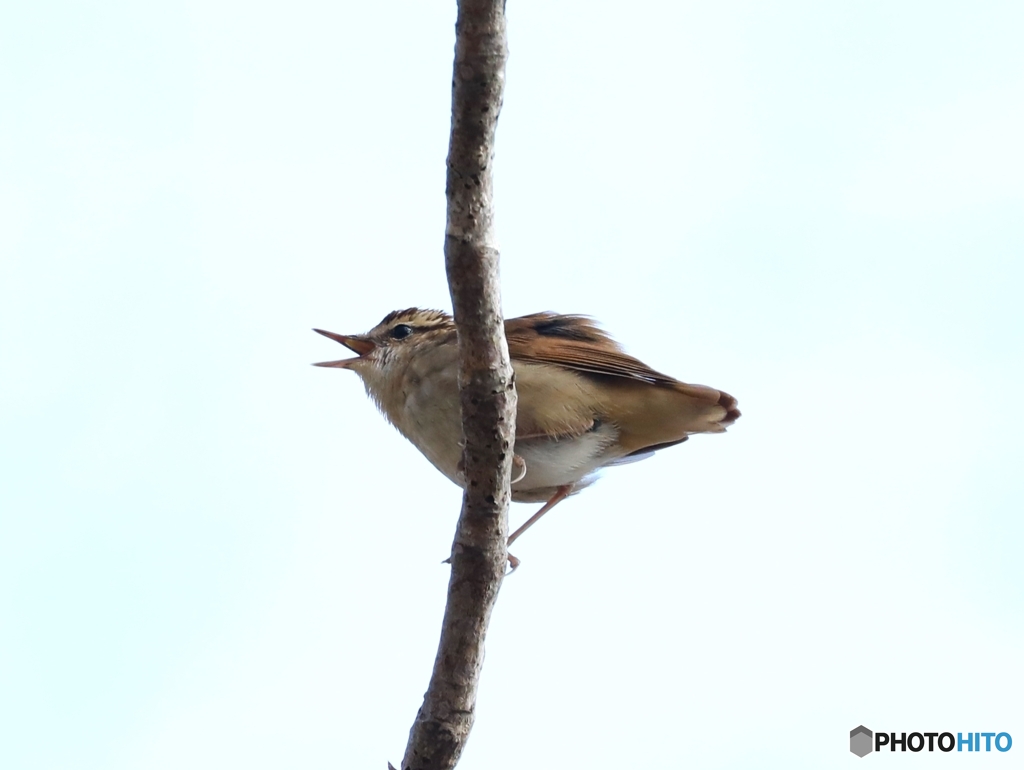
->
[446,455,535,571]
[508,485,573,546]
[506,484,572,572]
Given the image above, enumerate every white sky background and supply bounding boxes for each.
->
[1,1,1022,768]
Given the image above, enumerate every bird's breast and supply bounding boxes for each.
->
[388,356,465,486]
[376,357,626,499]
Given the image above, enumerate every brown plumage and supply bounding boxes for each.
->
[315,309,739,566]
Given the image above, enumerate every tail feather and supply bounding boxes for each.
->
[605,378,740,456]
[671,382,741,433]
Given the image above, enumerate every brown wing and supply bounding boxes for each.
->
[506,313,740,454]
[505,312,679,384]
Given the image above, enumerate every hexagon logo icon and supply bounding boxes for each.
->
[850,725,873,757]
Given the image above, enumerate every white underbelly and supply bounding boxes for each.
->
[514,421,619,492]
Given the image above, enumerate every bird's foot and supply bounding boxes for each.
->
[511,454,527,484]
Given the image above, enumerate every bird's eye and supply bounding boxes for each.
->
[389,324,413,340]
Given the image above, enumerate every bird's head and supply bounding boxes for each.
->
[313,308,457,396]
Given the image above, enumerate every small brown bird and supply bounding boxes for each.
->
[314,309,739,568]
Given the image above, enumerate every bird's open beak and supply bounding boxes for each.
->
[312,328,376,368]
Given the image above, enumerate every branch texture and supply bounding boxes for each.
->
[399,2,512,769]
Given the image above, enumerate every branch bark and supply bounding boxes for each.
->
[398,2,512,769]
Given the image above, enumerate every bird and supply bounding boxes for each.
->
[314,308,739,568]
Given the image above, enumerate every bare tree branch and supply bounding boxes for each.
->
[398,2,512,769]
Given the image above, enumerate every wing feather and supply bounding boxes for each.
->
[505,313,677,384]
[505,312,741,451]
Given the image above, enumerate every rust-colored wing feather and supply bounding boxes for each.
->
[505,313,739,455]
[505,313,678,384]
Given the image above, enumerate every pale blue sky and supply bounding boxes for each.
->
[1,1,1022,768]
